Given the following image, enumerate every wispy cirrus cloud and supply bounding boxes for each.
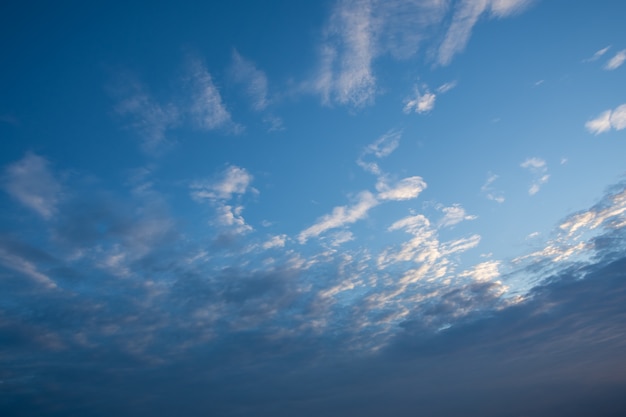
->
[313,0,531,107]
[481,172,505,203]
[314,0,377,107]
[438,204,478,228]
[583,45,611,62]
[230,50,284,131]
[521,157,549,195]
[111,77,179,153]
[2,153,62,219]
[585,104,626,135]
[231,50,270,111]
[604,49,626,70]
[298,191,379,243]
[186,57,242,133]
[438,0,534,66]
[356,129,401,175]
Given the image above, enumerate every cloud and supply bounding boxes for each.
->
[262,234,288,250]
[586,104,626,134]
[186,57,241,132]
[404,81,456,115]
[438,204,478,228]
[190,165,256,235]
[0,240,57,288]
[110,76,179,153]
[312,0,531,106]
[190,165,254,201]
[298,191,379,243]
[604,49,626,70]
[314,0,377,107]
[481,173,505,203]
[438,0,533,66]
[231,50,270,111]
[357,129,401,175]
[404,87,436,114]
[436,81,458,93]
[214,205,253,234]
[583,45,611,62]
[521,157,549,195]
[2,153,62,219]
[376,176,427,201]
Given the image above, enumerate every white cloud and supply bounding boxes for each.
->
[437,0,488,66]
[436,81,458,93]
[263,234,287,250]
[441,234,481,255]
[439,204,477,228]
[521,157,549,195]
[190,165,254,201]
[187,58,240,132]
[357,130,401,175]
[604,49,626,70]
[377,176,427,201]
[315,0,377,107]
[298,191,379,243]
[583,45,611,62]
[313,0,530,105]
[404,87,436,114]
[481,173,505,203]
[329,230,355,247]
[438,0,533,66]
[405,81,456,114]
[2,153,61,219]
[215,204,253,234]
[520,157,545,170]
[231,50,270,111]
[458,260,501,282]
[586,104,626,134]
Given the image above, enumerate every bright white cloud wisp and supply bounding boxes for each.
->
[586,104,626,134]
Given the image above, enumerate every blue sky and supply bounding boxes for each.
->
[1,1,626,416]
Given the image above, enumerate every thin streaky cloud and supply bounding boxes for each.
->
[231,50,270,111]
[604,49,626,70]
[357,129,401,175]
[298,191,379,243]
[583,45,611,62]
[481,173,505,203]
[439,204,478,228]
[0,245,57,288]
[436,80,457,93]
[438,0,533,66]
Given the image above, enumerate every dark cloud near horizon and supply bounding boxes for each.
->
[2,247,626,416]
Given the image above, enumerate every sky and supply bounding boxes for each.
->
[1,1,626,416]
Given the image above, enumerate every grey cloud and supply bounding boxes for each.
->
[2,153,62,219]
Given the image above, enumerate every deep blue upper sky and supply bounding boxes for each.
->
[1,1,626,416]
